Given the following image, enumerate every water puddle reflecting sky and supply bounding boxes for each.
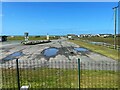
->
[2,51,24,61]
[74,47,88,52]
[43,48,59,57]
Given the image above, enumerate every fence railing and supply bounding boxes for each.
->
[1,58,120,89]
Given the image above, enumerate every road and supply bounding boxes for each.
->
[0,39,119,70]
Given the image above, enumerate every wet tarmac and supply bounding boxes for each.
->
[42,47,59,59]
[1,51,24,63]
[0,39,118,70]
[74,47,88,52]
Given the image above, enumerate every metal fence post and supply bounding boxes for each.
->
[16,58,20,90]
[78,58,80,90]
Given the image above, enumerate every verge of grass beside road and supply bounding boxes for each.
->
[69,40,118,60]
[80,36,120,45]
[2,68,118,88]
[7,36,60,41]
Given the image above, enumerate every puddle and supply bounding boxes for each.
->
[2,51,24,61]
[74,47,88,52]
[43,48,59,57]
[89,42,104,45]
[89,41,111,45]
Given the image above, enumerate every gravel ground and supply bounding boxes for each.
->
[0,39,119,70]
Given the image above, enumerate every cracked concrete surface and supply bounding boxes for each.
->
[0,39,118,70]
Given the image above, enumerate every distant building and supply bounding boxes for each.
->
[80,34,113,37]
[68,35,72,39]
[77,35,80,37]
[67,34,77,40]
[0,36,8,42]
[98,34,113,38]
[80,34,93,37]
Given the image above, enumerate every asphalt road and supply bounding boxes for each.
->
[0,39,119,70]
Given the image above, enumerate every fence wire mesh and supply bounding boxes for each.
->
[1,59,120,89]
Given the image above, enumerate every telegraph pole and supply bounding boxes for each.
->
[113,5,118,49]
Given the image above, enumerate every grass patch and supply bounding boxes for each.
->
[69,40,119,60]
[80,70,119,88]
[2,68,119,89]
[7,36,60,41]
[79,36,120,45]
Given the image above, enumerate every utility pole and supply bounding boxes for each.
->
[113,5,118,49]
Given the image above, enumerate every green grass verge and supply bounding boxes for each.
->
[79,36,120,45]
[2,68,119,88]
[7,36,60,41]
[69,40,119,60]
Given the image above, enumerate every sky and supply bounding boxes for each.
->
[1,2,119,35]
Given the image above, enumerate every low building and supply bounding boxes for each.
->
[98,34,113,38]
[80,34,93,37]
[0,36,8,42]
[67,34,77,40]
